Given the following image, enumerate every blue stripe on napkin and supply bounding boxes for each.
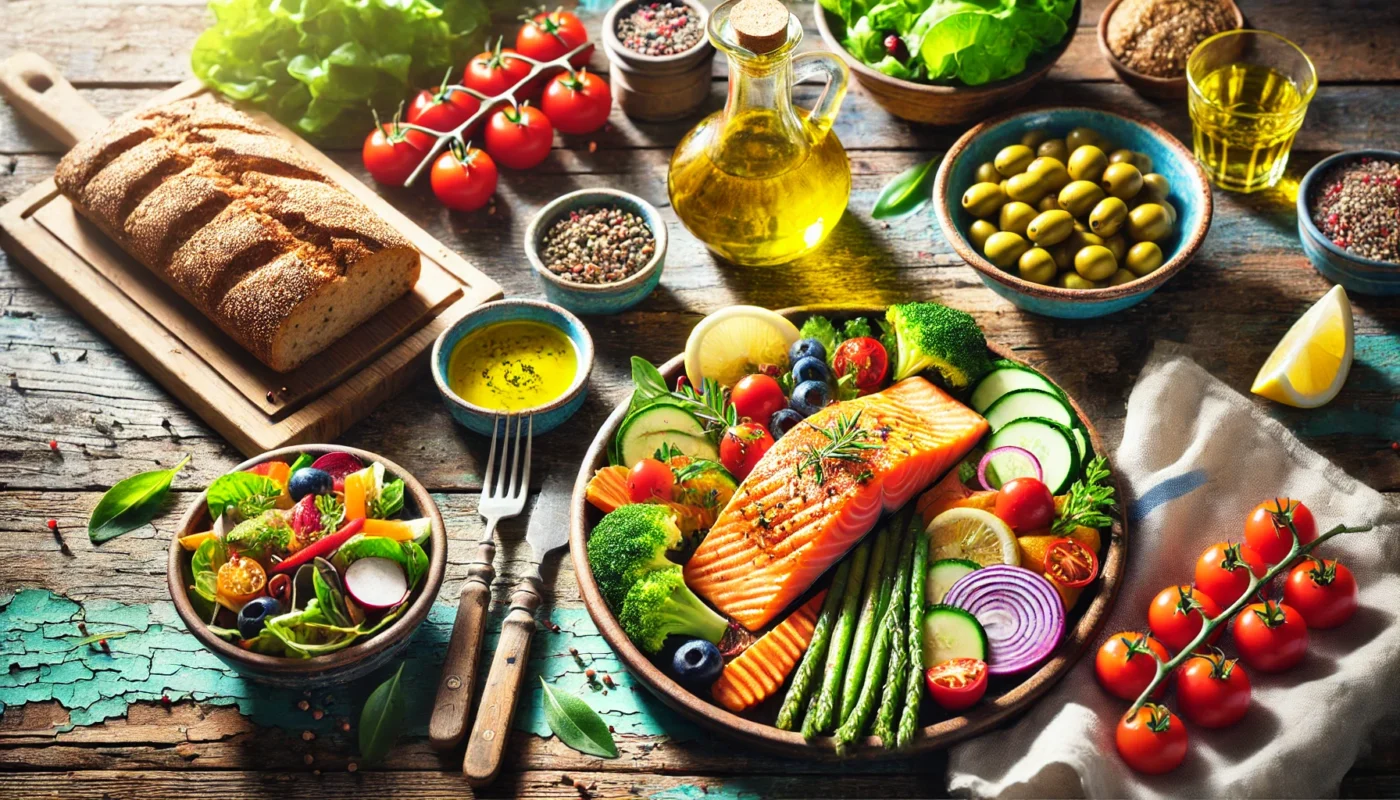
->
[1129,469,1209,524]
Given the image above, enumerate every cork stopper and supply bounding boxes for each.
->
[731,0,789,53]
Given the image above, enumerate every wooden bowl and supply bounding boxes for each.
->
[813,2,1080,126]
[167,444,447,688]
[567,306,1128,759]
[1097,0,1243,99]
[603,0,716,122]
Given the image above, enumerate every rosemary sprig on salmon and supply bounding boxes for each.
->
[795,410,882,485]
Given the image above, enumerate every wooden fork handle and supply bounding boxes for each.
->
[428,540,495,751]
[464,582,541,786]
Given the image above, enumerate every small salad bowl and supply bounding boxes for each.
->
[525,188,668,315]
[431,298,595,436]
[167,445,446,688]
[934,106,1212,319]
[1296,149,1400,296]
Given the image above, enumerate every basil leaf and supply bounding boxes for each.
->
[190,537,228,604]
[871,155,942,220]
[88,455,190,543]
[289,452,314,474]
[369,478,404,519]
[359,663,406,765]
[206,472,282,521]
[539,677,618,759]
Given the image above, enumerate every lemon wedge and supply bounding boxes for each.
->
[683,306,800,388]
[925,507,1020,567]
[1251,285,1354,409]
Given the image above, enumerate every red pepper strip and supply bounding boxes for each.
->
[270,518,364,575]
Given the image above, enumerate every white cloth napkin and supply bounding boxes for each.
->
[947,344,1400,798]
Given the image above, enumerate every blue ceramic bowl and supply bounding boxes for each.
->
[1297,149,1400,296]
[431,299,595,436]
[934,107,1213,319]
[525,188,667,315]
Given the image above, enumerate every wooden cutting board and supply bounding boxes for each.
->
[0,53,503,456]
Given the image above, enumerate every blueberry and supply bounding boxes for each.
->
[791,380,833,417]
[672,639,723,687]
[237,596,282,639]
[288,467,333,501]
[769,408,805,439]
[791,356,832,385]
[789,338,827,365]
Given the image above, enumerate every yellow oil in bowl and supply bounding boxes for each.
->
[446,320,578,412]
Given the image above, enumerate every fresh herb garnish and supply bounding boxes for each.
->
[315,493,345,539]
[653,442,684,462]
[206,471,282,521]
[1052,455,1116,534]
[540,677,619,758]
[359,663,406,765]
[369,478,405,519]
[225,512,293,556]
[625,357,738,443]
[797,411,881,486]
[87,455,190,543]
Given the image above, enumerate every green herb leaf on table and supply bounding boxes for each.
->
[872,156,942,220]
[1052,455,1116,534]
[359,663,407,765]
[206,471,282,521]
[540,677,619,759]
[87,455,190,543]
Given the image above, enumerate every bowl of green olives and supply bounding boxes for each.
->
[934,107,1212,318]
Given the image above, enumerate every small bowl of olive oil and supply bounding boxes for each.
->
[430,299,595,436]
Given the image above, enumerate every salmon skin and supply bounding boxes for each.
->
[685,377,988,631]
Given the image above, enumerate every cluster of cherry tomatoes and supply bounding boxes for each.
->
[361,9,612,212]
[1096,498,1359,775]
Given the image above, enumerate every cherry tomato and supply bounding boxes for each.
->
[731,374,787,425]
[541,68,612,135]
[1244,498,1316,565]
[993,477,1055,532]
[1193,541,1266,608]
[924,658,988,712]
[463,42,533,97]
[429,144,498,212]
[831,337,890,394]
[1116,703,1188,775]
[516,9,592,67]
[1043,537,1099,589]
[1176,651,1251,729]
[626,458,676,503]
[1147,585,1222,652]
[1233,600,1309,673]
[1095,631,1169,701]
[407,84,482,133]
[484,103,554,170]
[217,554,267,607]
[719,422,774,481]
[1284,557,1358,629]
[362,120,433,187]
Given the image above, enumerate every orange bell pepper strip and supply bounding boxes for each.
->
[362,518,414,542]
[344,472,367,520]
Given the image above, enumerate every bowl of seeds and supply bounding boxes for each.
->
[1099,0,1242,98]
[603,0,716,121]
[526,188,668,314]
[1298,150,1400,296]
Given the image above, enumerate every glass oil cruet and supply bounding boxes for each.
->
[667,0,851,266]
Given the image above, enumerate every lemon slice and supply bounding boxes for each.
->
[925,508,1020,567]
[1251,285,1354,409]
[683,306,801,388]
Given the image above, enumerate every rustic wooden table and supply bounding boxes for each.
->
[1,1,1398,797]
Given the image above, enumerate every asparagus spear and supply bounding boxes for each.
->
[802,540,870,738]
[836,523,892,723]
[896,521,930,748]
[873,515,918,744]
[776,557,852,730]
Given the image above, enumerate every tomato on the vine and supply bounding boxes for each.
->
[1116,703,1187,775]
[626,458,676,503]
[407,81,482,134]
[541,69,612,135]
[516,9,592,67]
[924,658,988,712]
[831,337,889,395]
[1147,585,1222,652]
[1244,498,1316,565]
[1233,600,1309,673]
[483,104,554,170]
[362,117,433,187]
[993,477,1055,532]
[719,422,774,481]
[1176,650,1251,728]
[1095,631,1169,701]
[430,144,498,212]
[463,41,533,97]
[1044,537,1099,588]
[1193,541,1266,608]
[731,374,787,425]
[1284,557,1358,629]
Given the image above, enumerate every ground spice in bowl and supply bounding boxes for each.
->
[1311,157,1400,264]
[541,205,657,284]
[1107,0,1237,78]
[616,1,704,56]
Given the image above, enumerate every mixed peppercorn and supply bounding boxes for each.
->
[1311,157,1400,264]
[541,205,657,284]
[616,1,704,56]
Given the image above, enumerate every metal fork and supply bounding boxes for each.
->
[429,414,532,751]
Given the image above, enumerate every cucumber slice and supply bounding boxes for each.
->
[1072,427,1089,462]
[985,417,1080,494]
[982,389,1074,433]
[616,403,717,466]
[970,365,1062,414]
[927,558,981,605]
[921,604,989,668]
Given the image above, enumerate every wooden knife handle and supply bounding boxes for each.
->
[0,52,109,148]
[428,541,495,751]
[463,584,541,787]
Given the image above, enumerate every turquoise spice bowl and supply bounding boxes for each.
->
[934,107,1213,319]
[1297,149,1400,296]
[431,299,595,436]
[525,188,668,315]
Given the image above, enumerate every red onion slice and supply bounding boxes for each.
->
[977,446,1042,491]
[943,564,1064,675]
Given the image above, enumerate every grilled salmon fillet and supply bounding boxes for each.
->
[685,377,988,630]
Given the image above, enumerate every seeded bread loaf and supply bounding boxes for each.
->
[54,96,420,373]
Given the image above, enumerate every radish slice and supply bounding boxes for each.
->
[344,557,408,611]
[942,564,1064,675]
[977,446,1042,491]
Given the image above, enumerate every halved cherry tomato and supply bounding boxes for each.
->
[719,422,774,481]
[430,144,498,212]
[516,9,592,67]
[1193,540,1266,608]
[463,40,533,97]
[1116,703,1187,775]
[831,337,889,394]
[1244,498,1316,565]
[1044,537,1099,588]
[1095,631,1169,700]
[993,476,1055,532]
[1176,650,1251,729]
[407,82,482,134]
[1233,600,1308,673]
[731,374,787,425]
[1147,585,1222,652]
[924,658,988,711]
[627,458,675,503]
[217,554,267,607]
[541,68,612,135]
[1284,557,1358,629]
[483,103,554,170]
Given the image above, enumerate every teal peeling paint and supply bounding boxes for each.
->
[1276,334,1400,438]
[649,785,763,800]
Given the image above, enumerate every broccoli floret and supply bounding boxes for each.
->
[798,316,840,360]
[587,504,684,609]
[618,569,728,653]
[885,302,993,387]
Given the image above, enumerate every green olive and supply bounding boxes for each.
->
[1105,233,1128,262]
[1139,173,1171,204]
[1065,127,1102,152]
[1074,244,1118,281]
[999,201,1038,236]
[1027,157,1071,191]
[1133,152,1153,172]
[1006,171,1050,204]
[1102,162,1144,200]
[984,231,1031,269]
[1160,200,1178,225]
[1048,241,1075,271]
[1020,129,1053,149]
[1108,150,1151,172]
[1088,196,1129,237]
[1027,209,1074,246]
[968,219,999,252]
[1057,272,1101,290]
[1067,229,1106,251]
[994,144,1036,177]
[1127,203,1172,242]
[1106,268,1137,286]
[975,161,1001,184]
[1067,145,1108,182]
[1037,193,1062,213]
[1125,241,1165,276]
[962,182,1007,218]
[1058,180,1106,218]
[1037,138,1070,162]
[1018,247,1058,284]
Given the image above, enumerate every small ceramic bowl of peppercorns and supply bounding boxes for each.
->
[525,188,668,314]
[1297,150,1400,296]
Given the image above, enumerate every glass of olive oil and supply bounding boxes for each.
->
[1187,30,1317,193]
